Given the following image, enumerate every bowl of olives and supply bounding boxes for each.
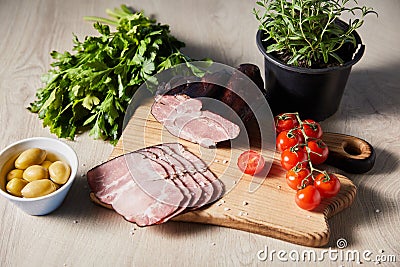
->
[0,137,78,215]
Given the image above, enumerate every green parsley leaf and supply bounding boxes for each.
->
[28,5,200,144]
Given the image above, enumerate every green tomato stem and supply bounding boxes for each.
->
[287,112,329,186]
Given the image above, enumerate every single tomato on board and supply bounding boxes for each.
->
[237,150,265,175]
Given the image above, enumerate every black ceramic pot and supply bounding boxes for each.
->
[256,20,365,121]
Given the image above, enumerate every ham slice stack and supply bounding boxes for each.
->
[150,63,267,147]
[87,143,224,226]
[151,94,240,148]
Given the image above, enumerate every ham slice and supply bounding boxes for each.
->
[87,143,224,226]
[87,152,185,226]
[155,63,266,124]
[161,143,224,204]
[136,151,192,223]
[138,149,202,208]
[142,146,215,208]
[151,94,240,148]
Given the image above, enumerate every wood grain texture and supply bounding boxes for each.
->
[0,0,399,266]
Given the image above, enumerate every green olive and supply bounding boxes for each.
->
[22,165,49,182]
[49,161,70,185]
[15,148,47,169]
[45,152,59,163]
[21,179,57,198]
[6,178,29,197]
[41,160,53,169]
[6,169,24,181]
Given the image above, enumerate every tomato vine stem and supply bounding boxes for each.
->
[289,112,330,188]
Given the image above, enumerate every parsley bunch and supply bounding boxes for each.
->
[29,5,190,144]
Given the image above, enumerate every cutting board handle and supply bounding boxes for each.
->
[322,132,375,174]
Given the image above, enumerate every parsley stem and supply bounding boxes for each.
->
[83,16,118,26]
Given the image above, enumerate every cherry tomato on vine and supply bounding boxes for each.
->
[307,139,329,165]
[276,130,304,152]
[286,167,312,190]
[237,150,265,175]
[314,173,341,198]
[302,119,323,139]
[274,113,299,134]
[280,147,308,171]
[295,185,321,210]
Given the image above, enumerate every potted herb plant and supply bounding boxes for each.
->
[254,0,376,121]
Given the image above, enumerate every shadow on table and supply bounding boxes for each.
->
[181,40,236,67]
[150,220,214,238]
[48,174,113,220]
[320,62,400,247]
[327,180,397,248]
[330,62,400,118]
[365,147,399,175]
[326,145,398,247]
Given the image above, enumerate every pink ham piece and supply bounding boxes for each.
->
[151,94,240,148]
[161,143,224,205]
[87,143,224,226]
[141,146,215,209]
[87,152,185,226]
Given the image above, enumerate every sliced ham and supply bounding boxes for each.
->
[112,179,181,226]
[156,63,265,123]
[138,149,202,208]
[87,143,224,226]
[162,143,224,204]
[151,94,240,148]
[87,152,185,226]
[136,151,192,223]
[142,146,214,208]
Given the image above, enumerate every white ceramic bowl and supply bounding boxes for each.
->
[0,137,78,215]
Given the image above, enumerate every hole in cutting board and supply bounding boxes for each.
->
[343,141,362,156]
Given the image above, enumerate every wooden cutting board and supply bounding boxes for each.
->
[91,97,372,248]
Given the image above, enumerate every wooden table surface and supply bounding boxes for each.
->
[0,0,399,266]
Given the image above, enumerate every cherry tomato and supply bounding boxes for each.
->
[275,113,299,134]
[286,167,312,190]
[307,139,329,165]
[280,147,308,170]
[295,185,321,210]
[314,173,341,198]
[302,119,323,139]
[276,130,304,152]
[237,150,265,175]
